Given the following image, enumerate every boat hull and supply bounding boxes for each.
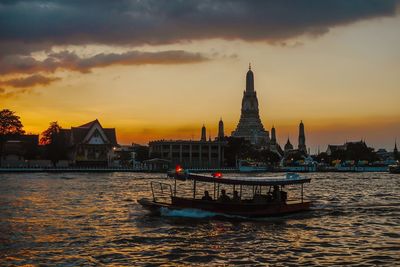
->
[138,197,311,218]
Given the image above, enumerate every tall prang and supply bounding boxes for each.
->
[231,64,269,145]
[298,120,307,154]
[217,118,224,140]
[269,125,283,156]
[200,125,206,141]
[270,125,277,145]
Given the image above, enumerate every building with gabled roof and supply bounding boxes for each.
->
[59,119,118,167]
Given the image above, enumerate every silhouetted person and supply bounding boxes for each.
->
[218,189,230,202]
[202,190,213,201]
[280,185,287,203]
[281,190,288,203]
[232,190,241,202]
[272,185,281,202]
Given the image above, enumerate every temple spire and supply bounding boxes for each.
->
[246,64,254,92]
[394,138,399,160]
[284,135,293,151]
[218,118,224,140]
[271,125,276,144]
[201,124,206,141]
[298,120,307,154]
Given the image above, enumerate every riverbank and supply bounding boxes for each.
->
[0,167,147,173]
[0,167,393,173]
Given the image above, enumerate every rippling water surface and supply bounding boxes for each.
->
[1,172,399,266]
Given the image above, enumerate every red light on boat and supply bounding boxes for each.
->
[212,172,223,178]
[175,165,183,173]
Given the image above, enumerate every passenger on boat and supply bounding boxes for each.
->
[218,189,231,202]
[232,190,241,202]
[201,190,213,201]
[272,185,288,203]
[281,190,288,202]
[266,192,273,202]
[272,185,281,202]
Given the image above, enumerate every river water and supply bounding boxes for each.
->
[0,172,399,266]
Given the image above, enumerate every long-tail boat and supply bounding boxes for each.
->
[138,168,312,218]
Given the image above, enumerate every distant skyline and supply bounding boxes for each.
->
[1,1,399,151]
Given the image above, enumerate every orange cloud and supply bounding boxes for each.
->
[0,87,31,99]
[0,74,60,88]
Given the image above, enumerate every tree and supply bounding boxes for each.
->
[40,121,62,145]
[315,152,329,164]
[40,121,66,166]
[134,145,150,162]
[260,150,281,166]
[0,109,25,135]
[224,137,254,167]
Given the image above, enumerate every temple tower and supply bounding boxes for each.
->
[201,125,206,141]
[271,125,277,145]
[298,120,307,153]
[231,64,269,145]
[218,118,224,140]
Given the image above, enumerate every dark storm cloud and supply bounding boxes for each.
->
[0,0,398,51]
[0,0,398,90]
[0,50,209,75]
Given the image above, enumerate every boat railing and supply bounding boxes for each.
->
[150,181,173,204]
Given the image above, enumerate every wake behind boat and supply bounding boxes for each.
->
[138,168,312,218]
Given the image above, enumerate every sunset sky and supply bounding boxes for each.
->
[1,1,399,151]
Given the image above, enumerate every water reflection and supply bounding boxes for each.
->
[0,172,399,266]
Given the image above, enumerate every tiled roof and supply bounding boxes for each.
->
[78,119,100,128]
[103,128,117,145]
[59,120,117,146]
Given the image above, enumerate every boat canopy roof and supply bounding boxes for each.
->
[186,173,311,186]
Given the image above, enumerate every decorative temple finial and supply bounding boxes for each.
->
[249,62,251,70]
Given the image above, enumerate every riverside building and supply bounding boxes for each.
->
[148,123,226,169]
[59,119,118,167]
